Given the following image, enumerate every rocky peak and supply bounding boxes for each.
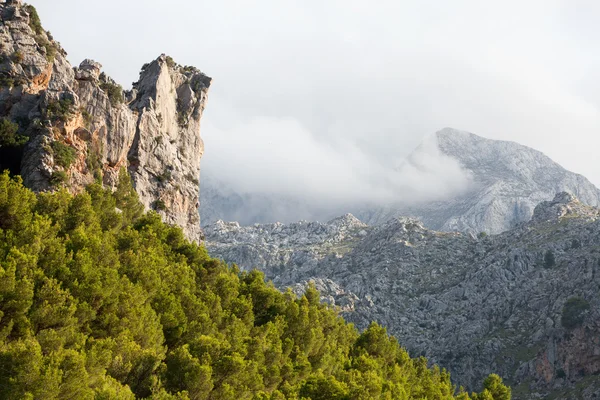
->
[357,128,600,235]
[0,2,211,241]
[531,191,598,224]
[74,59,101,81]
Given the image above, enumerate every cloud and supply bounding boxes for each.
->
[201,108,472,212]
[34,0,600,224]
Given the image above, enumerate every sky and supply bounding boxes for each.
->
[33,1,600,210]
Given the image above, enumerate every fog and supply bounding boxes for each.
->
[33,0,600,221]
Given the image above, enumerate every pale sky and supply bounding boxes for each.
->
[34,0,600,195]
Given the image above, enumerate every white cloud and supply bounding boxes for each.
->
[33,0,600,213]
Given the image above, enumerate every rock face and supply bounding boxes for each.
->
[356,128,600,234]
[0,2,211,241]
[205,193,600,399]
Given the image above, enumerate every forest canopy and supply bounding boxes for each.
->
[0,171,510,399]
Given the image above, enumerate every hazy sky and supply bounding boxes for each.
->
[34,0,600,195]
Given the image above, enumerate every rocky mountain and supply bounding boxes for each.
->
[202,128,600,236]
[206,193,600,399]
[356,128,600,234]
[0,0,210,241]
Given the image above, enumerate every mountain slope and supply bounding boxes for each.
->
[206,193,600,399]
[356,128,600,234]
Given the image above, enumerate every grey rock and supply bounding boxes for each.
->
[205,195,600,399]
[74,59,102,81]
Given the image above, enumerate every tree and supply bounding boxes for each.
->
[544,250,555,268]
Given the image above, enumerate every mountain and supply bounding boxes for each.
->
[205,193,600,399]
[356,128,600,234]
[0,0,210,241]
[201,128,600,236]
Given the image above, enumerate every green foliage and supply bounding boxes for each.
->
[80,107,92,127]
[0,118,27,148]
[49,170,68,186]
[0,172,510,399]
[165,56,176,69]
[25,4,44,35]
[477,374,511,400]
[12,51,24,64]
[561,297,590,329]
[100,76,124,107]
[186,173,199,186]
[42,38,56,62]
[46,98,74,123]
[86,145,103,182]
[544,250,555,268]
[156,168,172,184]
[50,141,77,169]
[152,199,167,211]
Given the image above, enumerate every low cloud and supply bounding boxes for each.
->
[201,113,472,223]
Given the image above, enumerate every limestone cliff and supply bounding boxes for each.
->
[0,0,211,241]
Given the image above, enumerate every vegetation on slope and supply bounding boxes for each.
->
[0,170,510,399]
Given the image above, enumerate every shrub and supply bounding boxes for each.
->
[0,74,14,88]
[156,168,172,184]
[39,36,56,62]
[544,250,556,268]
[186,173,199,185]
[99,77,123,107]
[46,98,74,123]
[165,56,176,69]
[86,146,102,181]
[0,118,27,148]
[80,107,92,128]
[152,199,167,211]
[562,297,590,329]
[25,5,44,35]
[49,170,68,186]
[11,51,24,64]
[50,141,77,169]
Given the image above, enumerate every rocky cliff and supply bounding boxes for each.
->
[206,193,600,399]
[0,0,211,241]
[357,128,600,235]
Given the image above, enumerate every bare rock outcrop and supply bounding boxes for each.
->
[0,2,211,241]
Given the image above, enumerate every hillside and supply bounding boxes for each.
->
[0,171,511,399]
[206,192,600,399]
